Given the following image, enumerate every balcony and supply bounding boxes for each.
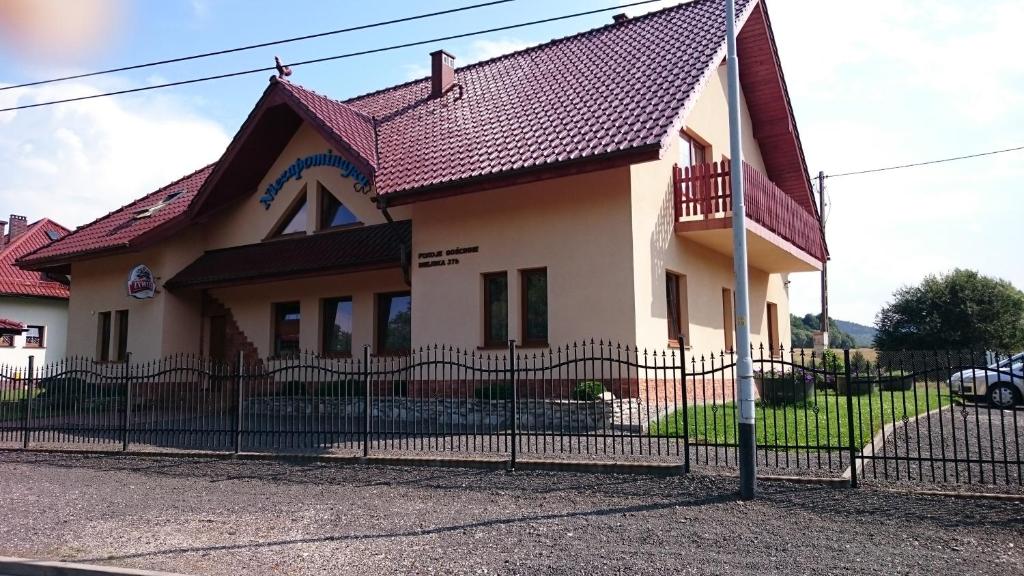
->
[672,161,826,272]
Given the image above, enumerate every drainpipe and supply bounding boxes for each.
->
[726,0,756,501]
[374,195,411,286]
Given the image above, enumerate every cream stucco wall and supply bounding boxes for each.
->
[629,77,793,354]
[683,64,766,172]
[411,168,636,351]
[210,269,407,357]
[203,123,407,250]
[0,296,68,367]
[66,240,205,360]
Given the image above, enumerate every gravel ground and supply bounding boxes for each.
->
[861,404,1024,493]
[1,452,1022,576]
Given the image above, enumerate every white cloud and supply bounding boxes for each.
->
[616,0,678,18]
[403,63,430,81]
[465,38,538,63]
[400,37,537,81]
[769,0,1024,324]
[0,80,230,229]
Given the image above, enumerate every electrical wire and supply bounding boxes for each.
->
[825,145,1024,179]
[0,0,666,113]
[0,0,515,92]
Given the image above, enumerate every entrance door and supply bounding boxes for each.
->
[209,315,228,361]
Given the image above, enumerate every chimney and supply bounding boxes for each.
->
[8,215,27,241]
[0,220,6,247]
[612,13,629,23]
[430,50,456,98]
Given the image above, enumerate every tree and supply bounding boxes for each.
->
[874,269,1024,352]
[789,314,857,349]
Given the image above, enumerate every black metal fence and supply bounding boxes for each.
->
[1,342,1021,489]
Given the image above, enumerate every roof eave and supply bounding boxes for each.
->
[382,144,661,207]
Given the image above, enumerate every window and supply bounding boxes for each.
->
[0,335,13,347]
[319,186,361,230]
[666,272,689,344]
[767,302,780,357]
[114,311,129,362]
[376,292,411,355]
[679,132,708,167]
[722,288,735,352]
[273,302,301,357]
[97,312,112,361]
[322,297,353,356]
[483,272,508,347]
[24,325,44,348]
[271,195,308,237]
[520,268,548,346]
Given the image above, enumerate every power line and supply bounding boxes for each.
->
[0,0,665,113]
[826,145,1024,179]
[0,0,515,92]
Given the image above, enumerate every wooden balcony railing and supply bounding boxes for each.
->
[672,161,826,262]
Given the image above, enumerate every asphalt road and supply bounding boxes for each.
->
[0,452,1022,575]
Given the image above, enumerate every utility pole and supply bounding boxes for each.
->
[818,171,829,349]
[725,0,756,500]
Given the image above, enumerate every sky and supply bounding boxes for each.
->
[0,0,1021,326]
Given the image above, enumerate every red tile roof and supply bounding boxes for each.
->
[19,165,213,267]
[0,318,27,334]
[23,0,820,268]
[0,218,71,299]
[347,0,747,197]
[165,220,410,289]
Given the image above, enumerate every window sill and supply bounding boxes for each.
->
[666,341,692,350]
[477,344,508,351]
[23,346,45,350]
[319,353,353,360]
[518,342,550,350]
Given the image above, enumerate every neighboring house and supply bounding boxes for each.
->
[0,214,71,366]
[18,0,825,363]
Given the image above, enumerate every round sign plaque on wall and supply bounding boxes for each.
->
[127,265,157,299]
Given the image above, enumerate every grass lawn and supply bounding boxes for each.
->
[651,385,954,449]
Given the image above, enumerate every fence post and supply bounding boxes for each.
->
[843,348,857,488]
[677,335,690,474]
[234,350,244,454]
[22,355,34,450]
[122,353,132,452]
[508,339,518,472]
[362,345,371,459]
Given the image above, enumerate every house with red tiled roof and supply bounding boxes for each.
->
[18,0,823,363]
[1,214,70,365]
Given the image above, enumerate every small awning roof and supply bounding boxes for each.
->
[0,318,26,335]
[165,220,410,290]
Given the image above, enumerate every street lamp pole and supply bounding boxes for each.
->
[725,0,756,500]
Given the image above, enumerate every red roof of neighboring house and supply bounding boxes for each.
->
[0,218,71,299]
[21,0,819,270]
[0,318,27,334]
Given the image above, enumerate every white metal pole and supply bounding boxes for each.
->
[725,0,756,500]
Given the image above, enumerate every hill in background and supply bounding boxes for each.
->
[790,314,876,349]
[833,319,877,347]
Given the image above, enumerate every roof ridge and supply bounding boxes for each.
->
[0,219,48,260]
[343,0,704,104]
[280,79,378,123]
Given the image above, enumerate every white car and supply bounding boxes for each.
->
[948,353,1024,408]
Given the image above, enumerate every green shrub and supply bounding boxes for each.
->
[849,350,871,374]
[820,349,845,373]
[571,380,607,401]
[36,376,97,400]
